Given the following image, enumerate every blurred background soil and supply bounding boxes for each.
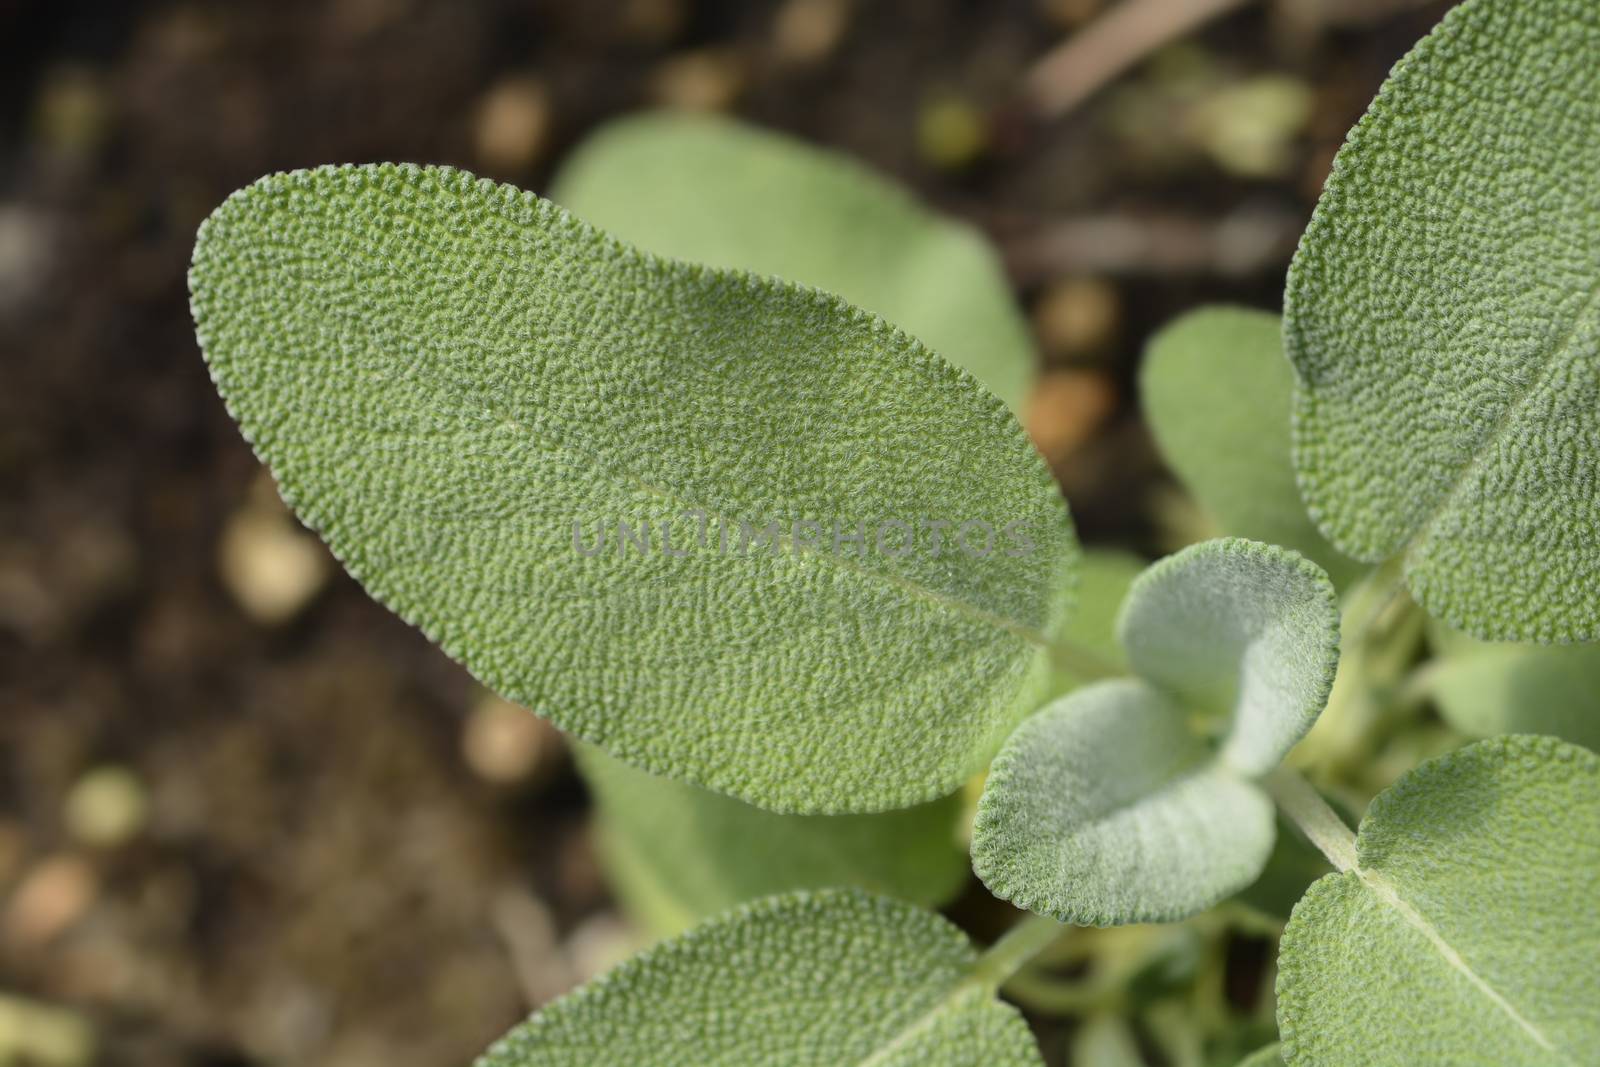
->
[0,1,1455,1064]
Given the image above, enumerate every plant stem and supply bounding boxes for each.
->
[974,914,1069,991]
[1001,968,1111,1015]
[1265,766,1358,873]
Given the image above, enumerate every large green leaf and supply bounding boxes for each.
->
[972,678,1275,926]
[1285,0,1600,642]
[1277,736,1600,1066]
[575,743,967,938]
[973,539,1339,925]
[189,164,1077,814]
[1140,307,1360,588]
[476,889,1043,1067]
[550,112,1035,411]
[1420,624,1600,752]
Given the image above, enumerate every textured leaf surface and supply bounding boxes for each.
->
[972,679,1275,925]
[1423,624,1600,752]
[575,743,967,937]
[1277,736,1600,1066]
[551,112,1034,410]
[189,164,1078,814]
[1141,307,1359,588]
[1119,538,1339,777]
[476,889,1043,1067]
[975,539,1338,925]
[1285,0,1600,642]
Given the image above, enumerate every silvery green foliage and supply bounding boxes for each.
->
[1276,736,1600,1066]
[575,743,967,938]
[1236,1046,1286,1067]
[551,112,1035,411]
[972,539,1339,925]
[477,889,1044,1067]
[1422,624,1600,753]
[188,164,1078,815]
[1285,0,1600,642]
[1140,307,1360,588]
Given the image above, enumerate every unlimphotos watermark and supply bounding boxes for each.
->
[571,510,1036,560]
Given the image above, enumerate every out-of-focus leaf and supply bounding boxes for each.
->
[551,112,1035,410]
[576,744,966,938]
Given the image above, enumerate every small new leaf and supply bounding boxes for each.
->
[974,539,1339,925]
[189,164,1079,814]
[1277,736,1600,1066]
[552,113,1036,410]
[1120,538,1340,778]
[971,678,1275,925]
[1285,0,1600,642]
[476,889,1043,1067]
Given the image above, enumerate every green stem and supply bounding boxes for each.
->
[974,913,1069,991]
[1001,968,1112,1015]
[1265,766,1358,873]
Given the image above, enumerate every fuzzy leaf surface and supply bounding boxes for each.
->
[972,678,1275,925]
[1285,0,1600,641]
[1140,307,1359,587]
[1277,736,1600,1066]
[551,113,1034,410]
[476,889,1043,1067]
[189,164,1077,814]
[1119,538,1340,777]
[575,743,967,937]
[975,539,1338,925]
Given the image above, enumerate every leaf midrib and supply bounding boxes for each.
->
[1401,275,1600,565]
[470,397,1064,653]
[1355,866,1574,1064]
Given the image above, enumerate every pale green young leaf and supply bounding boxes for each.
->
[1285,0,1600,642]
[476,889,1043,1067]
[1140,307,1360,588]
[1277,736,1600,1066]
[550,112,1035,410]
[1119,538,1340,777]
[1420,624,1600,752]
[575,743,967,938]
[189,164,1078,814]
[975,539,1338,926]
[972,678,1275,926]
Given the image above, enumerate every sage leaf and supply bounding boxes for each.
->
[552,112,1035,410]
[575,743,967,938]
[1421,624,1600,753]
[1277,736,1600,1066]
[476,889,1043,1067]
[972,678,1276,926]
[1237,1046,1286,1067]
[189,164,1078,814]
[973,539,1340,924]
[1140,307,1360,588]
[1285,0,1600,642]
[1119,538,1340,778]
